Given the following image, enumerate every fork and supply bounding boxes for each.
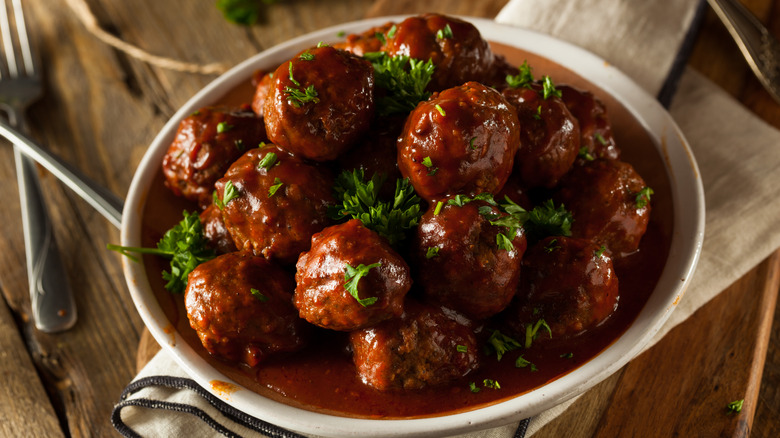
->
[0,0,76,332]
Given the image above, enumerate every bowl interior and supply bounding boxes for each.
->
[121,16,704,437]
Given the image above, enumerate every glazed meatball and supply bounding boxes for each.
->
[263,45,375,161]
[504,236,619,341]
[185,251,309,367]
[333,22,394,56]
[398,81,520,202]
[350,299,480,391]
[502,82,580,189]
[250,70,274,118]
[414,198,527,320]
[558,84,620,163]
[386,13,499,91]
[215,145,334,264]
[554,159,651,258]
[294,219,411,331]
[199,203,237,254]
[162,105,267,206]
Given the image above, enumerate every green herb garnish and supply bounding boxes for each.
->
[436,24,453,39]
[258,152,278,169]
[216,122,232,134]
[216,0,279,26]
[363,52,435,116]
[525,319,552,348]
[425,246,440,259]
[456,344,468,353]
[727,399,744,413]
[107,211,215,294]
[506,60,534,88]
[484,330,522,361]
[483,379,501,390]
[635,186,654,209]
[328,169,423,245]
[268,177,284,197]
[284,63,320,107]
[344,262,380,307]
[578,146,595,161]
[542,75,562,99]
[214,180,239,209]
[250,288,269,302]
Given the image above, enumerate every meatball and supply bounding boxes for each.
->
[263,45,375,161]
[502,82,580,189]
[413,197,527,320]
[559,84,620,163]
[199,203,237,254]
[250,70,274,118]
[386,13,499,91]
[162,105,267,206]
[350,299,480,391]
[398,81,520,202]
[503,236,619,341]
[215,145,334,264]
[333,22,394,56]
[185,251,309,367]
[337,116,405,194]
[294,219,411,331]
[554,159,651,258]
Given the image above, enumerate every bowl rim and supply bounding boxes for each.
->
[121,15,705,438]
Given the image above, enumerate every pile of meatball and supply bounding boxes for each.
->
[161,13,651,392]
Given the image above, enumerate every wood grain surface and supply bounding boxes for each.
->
[0,0,778,437]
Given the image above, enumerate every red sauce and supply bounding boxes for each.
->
[140,43,672,419]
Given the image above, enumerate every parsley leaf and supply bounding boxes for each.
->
[525,319,552,348]
[484,330,522,361]
[506,60,534,88]
[107,210,215,294]
[635,186,654,209]
[250,288,269,302]
[727,399,744,413]
[268,177,284,197]
[258,152,278,169]
[364,52,435,116]
[436,24,453,39]
[216,0,278,26]
[328,169,423,245]
[284,63,320,107]
[542,75,562,99]
[344,263,381,307]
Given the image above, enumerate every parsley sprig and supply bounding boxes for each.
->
[284,63,320,108]
[344,262,381,307]
[107,210,215,294]
[328,169,423,245]
[363,52,435,116]
[506,61,534,89]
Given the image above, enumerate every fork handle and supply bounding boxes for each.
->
[14,145,77,333]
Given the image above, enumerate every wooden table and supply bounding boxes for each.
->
[0,0,777,436]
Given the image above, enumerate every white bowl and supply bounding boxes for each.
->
[121,16,705,437]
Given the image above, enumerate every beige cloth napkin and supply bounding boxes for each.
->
[114,0,780,436]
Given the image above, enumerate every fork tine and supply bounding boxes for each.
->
[11,0,34,76]
[0,0,17,78]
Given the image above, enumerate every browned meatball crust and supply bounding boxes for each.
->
[250,70,274,118]
[294,219,411,331]
[350,299,480,391]
[263,46,375,161]
[386,13,498,91]
[185,251,309,367]
[215,145,334,264]
[162,105,267,206]
[554,159,651,258]
[502,83,580,189]
[199,203,237,254]
[398,81,520,202]
[504,236,619,341]
[558,84,620,163]
[413,198,527,320]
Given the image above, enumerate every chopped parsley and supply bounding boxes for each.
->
[257,152,278,169]
[515,355,538,371]
[386,24,397,39]
[542,75,562,99]
[250,288,269,302]
[635,186,654,209]
[363,52,435,116]
[484,330,522,361]
[544,238,560,253]
[425,246,440,259]
[298,51,315,61]
[344,262,380,307]
[469,382,480,393]
[595,245,607,258]
[328,169,423,245]
[560,352,574,359]
[267,177,284,197]
[107,210,215,294]
[216,122,232,134]
[433,201,443,216]
[727,399,744,413]
[422,156,438,175]
[434,104,446,116]
[594,132,608,146]
[525,319,552,348]
[284,63,320,107]
[506,60,534,88]
[214,180,239,209]
[456,344,468,353]
[483,379,501,390]
[578,146,595,161]
[469,136,478,150]
[436,24,453,39]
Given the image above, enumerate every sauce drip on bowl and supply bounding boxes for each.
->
[140,42,672,419]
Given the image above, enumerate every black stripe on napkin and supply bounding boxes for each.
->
[112,375,305,438]
[657,0,708,107]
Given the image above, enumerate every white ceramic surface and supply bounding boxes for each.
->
[121,16,705,438]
